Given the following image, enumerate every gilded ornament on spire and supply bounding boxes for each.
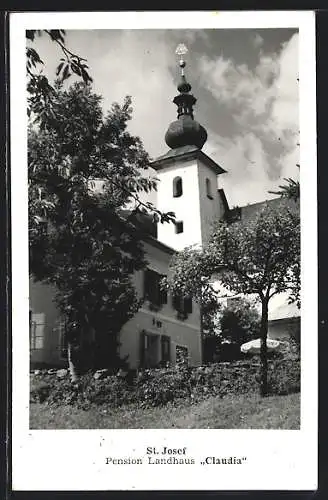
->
[164,43,207,150]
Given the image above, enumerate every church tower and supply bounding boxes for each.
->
[151,44,227,251]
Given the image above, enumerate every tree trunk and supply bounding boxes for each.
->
[259,299,269,397]
[199,301,204,365]
[67,341,79,382]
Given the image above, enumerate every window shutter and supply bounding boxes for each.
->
[145,270,168,308]
[184,296,193,314]
[172,293,181,312]
[161,335,171,363]
[206,178,213,199]
[159,277,168,305]
[151,271,160,306]
[144,269,150,299]
[139,330,146,368]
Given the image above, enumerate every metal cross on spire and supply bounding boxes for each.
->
[175,43,188,76]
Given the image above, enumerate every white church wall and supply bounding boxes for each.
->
[197,158,223,245]
[156,158,203,250]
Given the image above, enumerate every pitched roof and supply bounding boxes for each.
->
[151,145,226,175]
[119,209,175,255]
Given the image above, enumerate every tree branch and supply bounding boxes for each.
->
[44,30,87,63]
[226,258,262,294]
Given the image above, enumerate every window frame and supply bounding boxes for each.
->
[175,221,184,234]
[172,293,193,319]
[173,176,183,198]
[144,268,168,308]
[206,177,213,200]
[29,311,45,350]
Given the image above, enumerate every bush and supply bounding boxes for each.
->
[30,381,52,403]
[30,358,300,409]
[219,298,261,350]
[267,359,300,395]
[135,366,193,407]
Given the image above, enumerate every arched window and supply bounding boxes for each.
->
[206,178,213,199]
[173,176,183,198]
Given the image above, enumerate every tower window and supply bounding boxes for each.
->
[206,178,213,199]
[173,176,183,198]
[175,221,184,234]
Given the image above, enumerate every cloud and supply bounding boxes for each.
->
[198,32,299,205]
[204,133,277,206]
[252,33,264,49]
[30,29,299,207]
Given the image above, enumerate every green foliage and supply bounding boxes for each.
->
[135,367,193,407]
[27,30,93,121]
[267,359,300,395]
[30,360,300,409]
[201,295,222,336]
[166,200,300,308]
[28,83,159,369]
[208,201,300,302]
[166,200,300,395]
[269,178,300,202]
[269,165,300,202]
[219,298,261,346]
[164,246,219,305]
[30,381,52,403]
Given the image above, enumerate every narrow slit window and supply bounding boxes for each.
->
[175,221,184,234]
[206,178,213,199]
[173,176,183,198]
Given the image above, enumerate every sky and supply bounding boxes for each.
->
[30,28,299,207]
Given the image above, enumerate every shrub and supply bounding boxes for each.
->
[267,359,300,395]
[218,298,261,355]
[135,366,192,407]
[30,381,52,403]
[30,359,300,409]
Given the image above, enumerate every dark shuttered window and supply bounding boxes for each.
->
[173,176,183,198]
[144,269,168,307]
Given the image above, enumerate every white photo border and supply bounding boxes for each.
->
[10,10,317,491]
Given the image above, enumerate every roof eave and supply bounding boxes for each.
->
[151,147,226,176]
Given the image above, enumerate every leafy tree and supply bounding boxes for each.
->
[200,296,222,363]
[29,82,174,380]
[269,165,300,201]
[166,200,300,396]
[26,30,92,122]
[219,298,260,347]
[161,246,221,361]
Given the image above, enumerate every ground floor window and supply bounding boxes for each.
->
[140,331,171,368]
[29,311,45,350]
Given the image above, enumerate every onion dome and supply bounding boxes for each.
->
[165,44,207,150]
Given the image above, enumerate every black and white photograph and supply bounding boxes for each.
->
[10,10,317,491]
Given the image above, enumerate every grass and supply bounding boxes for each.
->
[30,392,300,430]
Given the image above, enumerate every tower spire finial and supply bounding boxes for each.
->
[175,43,192,96]
[175,43,188,77]
[164,43,207,150]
